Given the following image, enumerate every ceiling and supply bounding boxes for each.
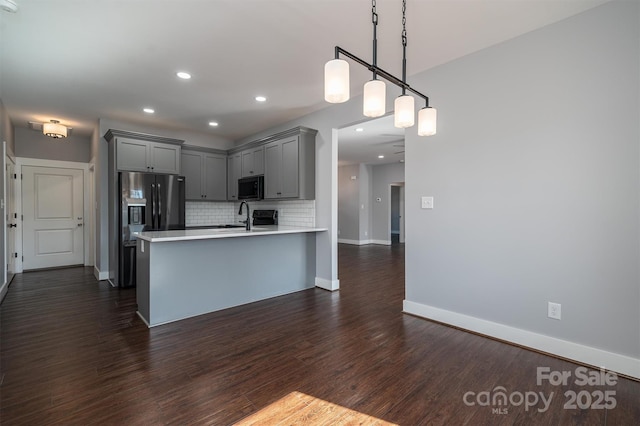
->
[338,114,405,166]
[0,0,609,156]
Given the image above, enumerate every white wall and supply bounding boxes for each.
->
[338,164,360,242]
[0,98,12,302]
[90,126,109,280]
[358,164,372,241]
[404,2,639,378]
[14,127,91,163]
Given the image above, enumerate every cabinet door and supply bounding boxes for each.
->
[280,137,299,198]
[227,154,242,201]
[264,142,282,199]
[150,142,181,174]
[181,151,203,200]
[116,138,149,172]
[252,146,264,175]
[241,147,265,177]
[241,150,254,177]
[204,154,227,200]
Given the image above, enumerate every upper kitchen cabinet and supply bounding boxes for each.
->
[264,127,316,200]
[227,153,242,201]
[241,146,264,177]
[181,147,227,201]
[105,130,183,174]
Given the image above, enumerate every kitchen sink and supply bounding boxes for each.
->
[186,224,245,230]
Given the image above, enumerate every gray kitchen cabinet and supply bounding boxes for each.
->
[203,153,227,200]
[241,146,264,177]
[116,137,181,174]
[181,149,227,201]
[264,127,316,200]
[227,153,242,201]
[181,151,202,200]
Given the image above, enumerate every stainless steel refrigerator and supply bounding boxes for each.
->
[118,172,185,288]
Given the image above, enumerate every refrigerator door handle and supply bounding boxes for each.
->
[151,183,157,229]
[157,183,162,228]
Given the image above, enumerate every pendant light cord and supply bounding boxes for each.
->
[401,0,407,95]
[372,0,378,80]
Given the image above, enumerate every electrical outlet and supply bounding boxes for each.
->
[548,302,561,320]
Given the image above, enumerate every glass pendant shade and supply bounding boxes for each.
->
[42,121,67,139]
[363,79,386,117]
[418,107,437,136]
[394,95,415,128]
[324,59,350,103]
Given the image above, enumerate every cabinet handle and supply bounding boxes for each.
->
[277,192,282,195]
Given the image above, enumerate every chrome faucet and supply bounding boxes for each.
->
[238,201,250,231]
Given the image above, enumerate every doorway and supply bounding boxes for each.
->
[390,184,405,244]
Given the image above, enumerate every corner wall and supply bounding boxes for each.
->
[404,1,640,378]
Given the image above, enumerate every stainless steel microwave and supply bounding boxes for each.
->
[238,175,264,200]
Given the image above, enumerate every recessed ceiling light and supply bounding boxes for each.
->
[378,155,385,159]
[255,96,267,102]
[355,128,364,132]
[143,108,155,114]
[176,71,192,80]
[209,121,219,127]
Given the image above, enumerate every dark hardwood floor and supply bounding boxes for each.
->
[1,244,638,425]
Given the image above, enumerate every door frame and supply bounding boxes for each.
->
[389,183,405,244]
[15,157,91,273]
[5,147,16,284]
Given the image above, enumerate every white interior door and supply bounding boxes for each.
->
[6,155,16,279]
[22,166,84,270]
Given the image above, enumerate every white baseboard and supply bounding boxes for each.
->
[338,238,372,245]
[370,239,391,246]
[93,266,109,281]
[0,281,8,305]
[136,311,151,328]
[315,277,340,291]
[403,300,640,380]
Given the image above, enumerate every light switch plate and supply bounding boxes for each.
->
[421,196,434,209]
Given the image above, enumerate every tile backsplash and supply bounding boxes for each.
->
[186,200,315,227]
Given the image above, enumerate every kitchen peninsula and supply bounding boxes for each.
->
[135,225,326,327]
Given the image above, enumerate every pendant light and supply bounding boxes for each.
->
[323,0,437,136]
[394,95,414,128]
[362,2,386,118]
[418,107,437,136]
[324,59,350,103]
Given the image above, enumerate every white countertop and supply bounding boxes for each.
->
[135,225,327,243]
